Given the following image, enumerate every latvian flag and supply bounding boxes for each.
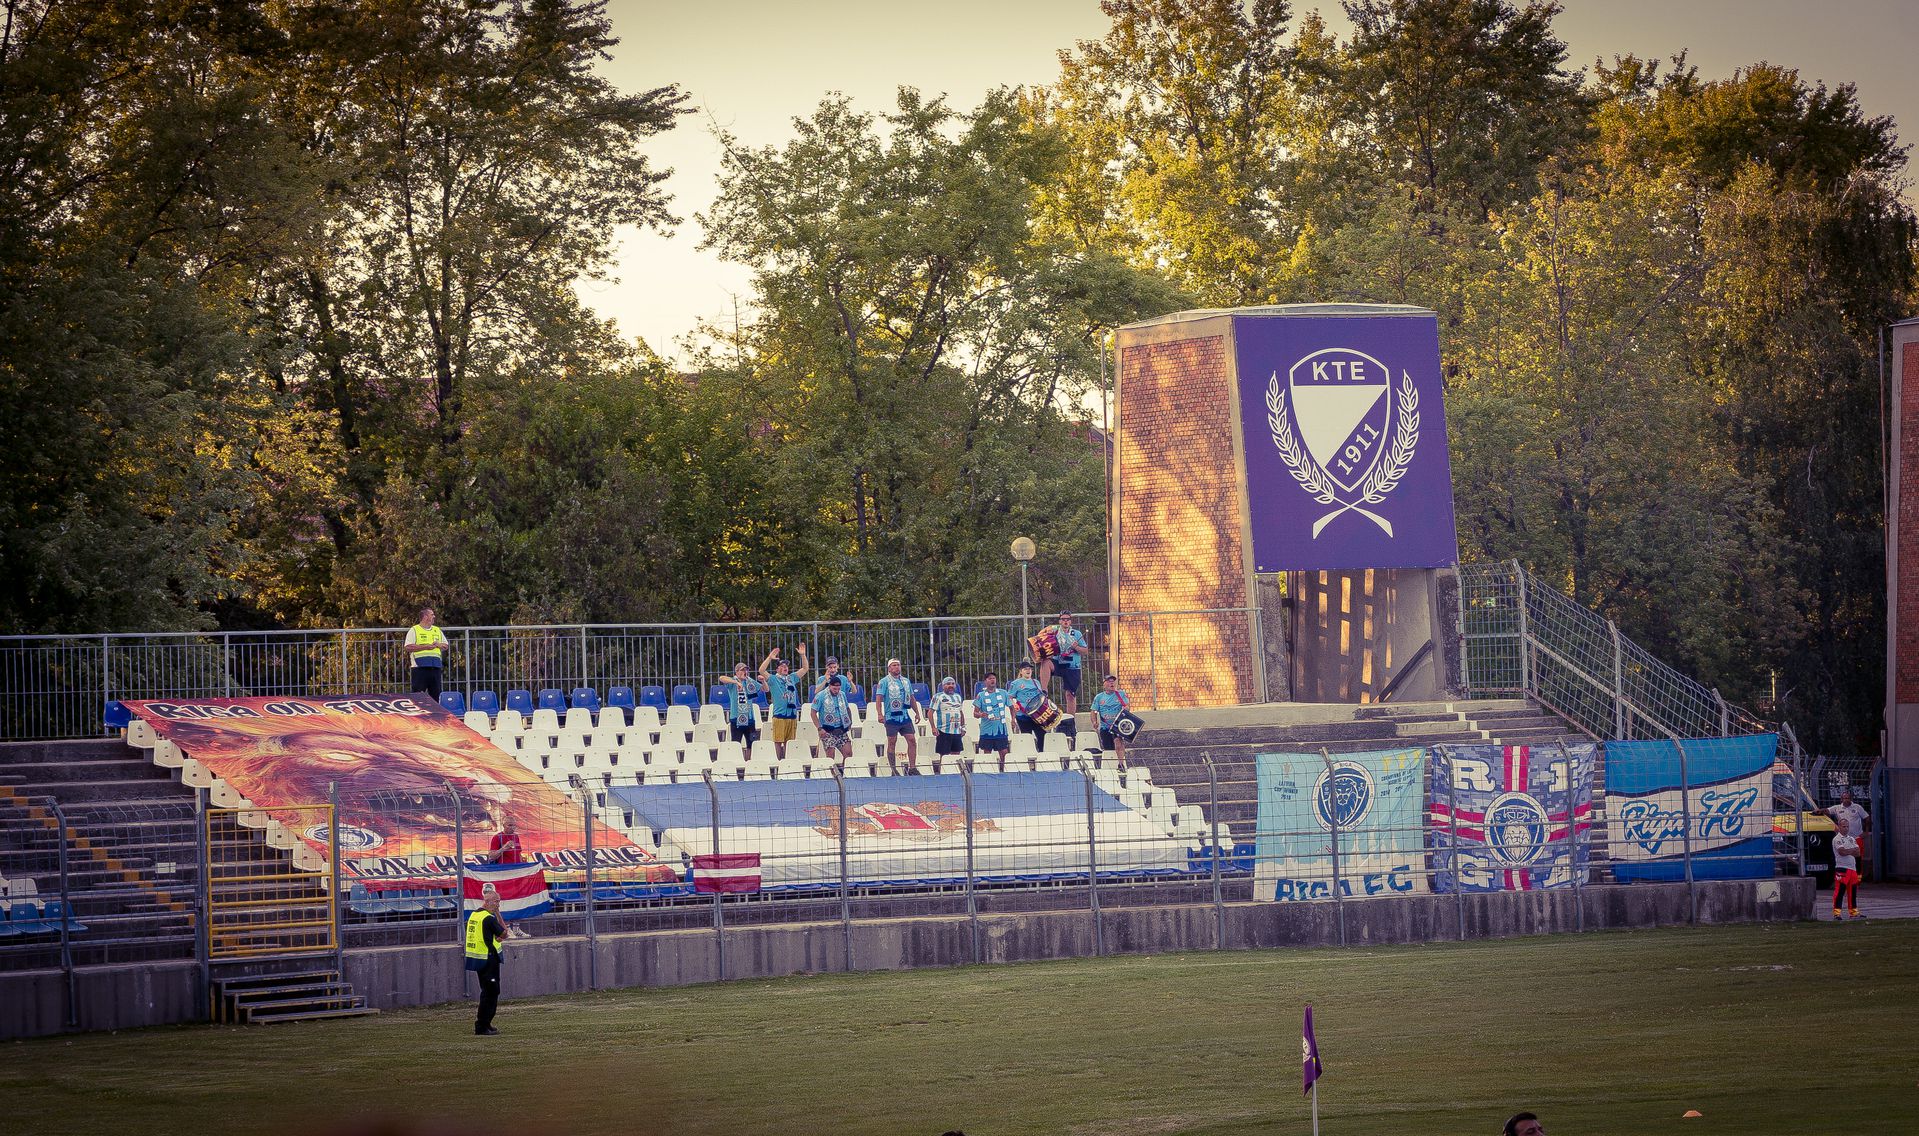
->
[692,852,761,894]
[462,862,552,920]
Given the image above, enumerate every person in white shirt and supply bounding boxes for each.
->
[1819,787,1870,919]
[928,676,968,767]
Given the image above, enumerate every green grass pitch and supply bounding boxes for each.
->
[5,921,1914,1135]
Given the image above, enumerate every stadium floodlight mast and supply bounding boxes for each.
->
[1010,536,1036,637]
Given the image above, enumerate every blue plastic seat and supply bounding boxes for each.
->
[910,682,932,706]
[537,688,566,712]
[639,685,668,710]
[753,688,769,708]
[438,690,467,716]
[103,700,132,730]
[472,690,501,716]
[844,682,865,709]
[570,687,601,711]
[708,684,728,706]
[670,684,701,710]
[608,686,636,711]
[506,689,534,715]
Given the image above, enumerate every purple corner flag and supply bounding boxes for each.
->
[1302,1004,1324,1095]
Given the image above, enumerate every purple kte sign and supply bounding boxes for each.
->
[1234,311,1458,571]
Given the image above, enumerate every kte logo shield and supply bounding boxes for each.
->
[1266,346,1421,537]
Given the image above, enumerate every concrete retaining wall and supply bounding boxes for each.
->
[2,877,1813,1038]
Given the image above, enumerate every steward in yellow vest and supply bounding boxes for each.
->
[404,607,448,702]
[466,892,506,1035]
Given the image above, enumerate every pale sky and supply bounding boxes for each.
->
[587,0,1918,364]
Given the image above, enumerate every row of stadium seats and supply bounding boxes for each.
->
[437,678,1032,721]
[0,899,86,936]
[465,701,1075,754]
[440,679,877,720]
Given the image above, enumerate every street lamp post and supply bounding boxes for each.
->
[1010,536,1036,638]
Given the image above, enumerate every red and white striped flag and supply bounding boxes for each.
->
[462,862,551,920]
[692,852,761,894]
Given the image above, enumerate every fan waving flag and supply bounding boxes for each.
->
[692,852,762,894]
[1302,1004,1324,1094]
[462,862,551,921]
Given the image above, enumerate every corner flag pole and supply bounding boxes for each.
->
[1303,1002,1323,1135]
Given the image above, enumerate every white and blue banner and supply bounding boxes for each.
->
[1254,748,1428,901]
[1605,734,1777,881]
[1429,743,1595,892]
[609,773,1189,888]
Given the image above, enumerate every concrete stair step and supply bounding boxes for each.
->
[243,1005,378,1025]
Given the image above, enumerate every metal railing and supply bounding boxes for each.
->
[0,608,1264,741]
[1457,559,1785,741]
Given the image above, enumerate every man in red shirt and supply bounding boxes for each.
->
[489,817,524,864]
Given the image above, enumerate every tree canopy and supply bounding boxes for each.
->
[1,0,1909,750]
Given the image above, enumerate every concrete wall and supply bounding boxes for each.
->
[2,878,1813,1038]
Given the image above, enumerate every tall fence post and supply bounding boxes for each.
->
[1713,691,1730,737]
[1672,737,1697,926]
[1558,742,1583,933]
[1320,748,1346,947]
[831,763,852,972]
[583,791,597,991]
[961,759,980,964]
[1442,746,1464,940]
[703,768,723,981]
[1248,606,1267,705]
[49,798,76,1027]
[1203,752,1226,949]
[1608,621,1626,739]
[338,630,349,695]
[195,790,211,1020]
[927,619,938,685]
[221,634,233,698]
[463,629,473,697]
[1512,560,1531,696]
[328,782,344,977]
[1785,723,1808,879]
[446,782,465,945]
[1079,758,1104,957]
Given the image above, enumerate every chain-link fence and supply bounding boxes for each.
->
[0,609,1262,741]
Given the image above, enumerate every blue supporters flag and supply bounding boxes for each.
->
[1302,1004,1323,1095]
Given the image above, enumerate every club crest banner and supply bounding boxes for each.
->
[1254,748,1429,901]
[1428,743,1595,891]
[1605,734,1778,881]
[1234,310,1459,570]
[122,695,672,884]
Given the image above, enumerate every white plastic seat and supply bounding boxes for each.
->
[749,738,778,764]
[152,739,186,769]
[691,721,724,747]
[663,704,694,733]
[1008,732,1038,758]
[1042,731,1071,755]
[713,740,746,767]
[697,703,726,728]
[631,705,661,734]
[127,719,158,748]
[180,757,213,788]
[563,707,595,733]
[462,710,492,735]
[598,705,627,730]
[529,708,561,734]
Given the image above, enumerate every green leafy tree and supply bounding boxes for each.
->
[702,89,1185,616]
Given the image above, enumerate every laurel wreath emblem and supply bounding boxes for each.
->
[1267,370,1421,537]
